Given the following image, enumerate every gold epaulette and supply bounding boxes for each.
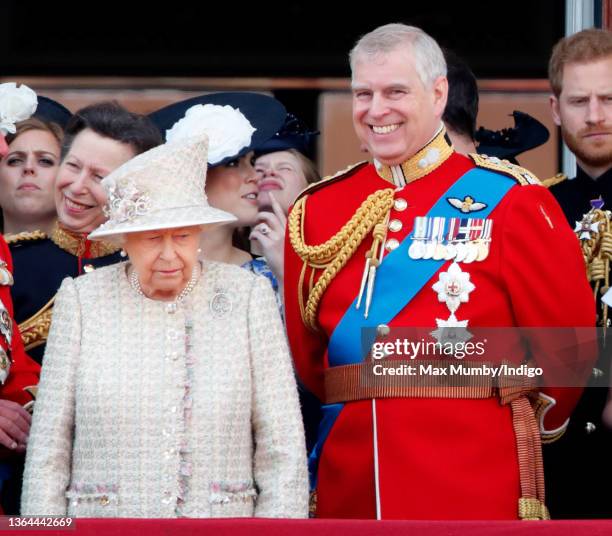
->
[541,173,568,189]
[469,153,541,186]
[294,161,368,202]
[4,230,47,245]
[18,297,55,351]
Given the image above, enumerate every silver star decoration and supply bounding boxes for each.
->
[432,262,475,314]
[430,321,473,345]
[574,215,599,240]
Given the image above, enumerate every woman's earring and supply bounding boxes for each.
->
[120,249,127,258]
[197,248,202,254]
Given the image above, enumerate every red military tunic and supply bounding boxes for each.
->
[0,236,39,516]
[0,235,40,405]
[284,132,595,520]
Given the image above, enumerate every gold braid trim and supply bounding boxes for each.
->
[519,498,550,520]
[376,128,453,184]
[578,208,612,332]
[469,153,540,185]
[51,223,120,258]
[541,173,567,189]
[19,297,55,351]
[296,161,368,201]
[289,188,395,330]
[4,230,47,244]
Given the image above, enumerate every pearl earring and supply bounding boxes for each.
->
[197,248,202,254]
[120,249,127,258]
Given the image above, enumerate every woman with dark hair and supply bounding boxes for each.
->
[8,101,162,364]
[0,104,67,236]
[149,92,286,296]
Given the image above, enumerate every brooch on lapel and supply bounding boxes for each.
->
[210,288,233,319]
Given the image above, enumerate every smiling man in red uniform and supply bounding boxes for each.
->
[284,23,595,520]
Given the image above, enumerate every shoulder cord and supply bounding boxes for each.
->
[582,208,612,332]
[288,188,395,330]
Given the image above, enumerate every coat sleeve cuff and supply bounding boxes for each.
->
[533,392,569,444]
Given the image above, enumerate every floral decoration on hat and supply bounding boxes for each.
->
[103,177,151,224]
[165,104,256,165]
[0,83,38,135]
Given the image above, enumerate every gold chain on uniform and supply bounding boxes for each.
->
[579,208,612,332]
[288,188,395,330]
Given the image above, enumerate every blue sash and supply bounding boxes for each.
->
[308,167,515,490]
[328,167,515,366]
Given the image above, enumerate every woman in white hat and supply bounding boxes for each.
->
[20,133,308,518]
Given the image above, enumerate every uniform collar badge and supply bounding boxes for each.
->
[375,126,453,185]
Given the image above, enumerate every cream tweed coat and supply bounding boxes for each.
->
[21,261,308,518]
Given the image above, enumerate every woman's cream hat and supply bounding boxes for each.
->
[88,133,236,240]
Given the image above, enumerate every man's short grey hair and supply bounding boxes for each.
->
[349,23,447,88]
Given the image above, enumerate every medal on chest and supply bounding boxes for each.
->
[431,261,475,329]
[0,261,13,287]
[0,348,9,384]
[575,197,612,331]
[0,300,12,384]
[408,216,493,263]
[0,300,12,348]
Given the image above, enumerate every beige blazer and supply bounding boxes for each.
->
[21,261,308,518]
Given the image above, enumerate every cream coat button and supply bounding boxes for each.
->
[385,239,399,251]
[394,198,408,211]
[389,219,402,233]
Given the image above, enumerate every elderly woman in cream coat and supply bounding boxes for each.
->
[20,131,308,518]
